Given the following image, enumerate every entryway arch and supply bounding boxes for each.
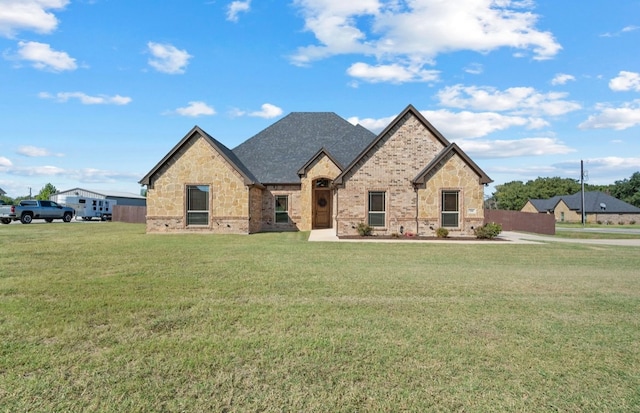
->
[312,178,332,229]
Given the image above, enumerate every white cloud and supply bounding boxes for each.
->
[350,109,547,139]
[464,63,483,75]
[17,145,63,157]
[39,91,132,105]
[347,62,439,84]
[551,73,575,85]
[579,100,640,130]
[601,25,639,38]
[437,84,581,116]
[147,42,192,74]
[227,0,251,22]
[0,156,13,167]
[291,0,561,74]
[15,41,77,72]
[0,0,68,37]
[609,71,640,92]
[173,101,216,117]
[249,103,283,118]
[457,137,574,158]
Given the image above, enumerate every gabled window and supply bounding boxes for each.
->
[275,195,289,223]
[441,191,459,227]
[186,185,209,226]
[368,191,386,227]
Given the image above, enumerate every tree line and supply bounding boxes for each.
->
[0,183,58,205]
[487,172,640,211]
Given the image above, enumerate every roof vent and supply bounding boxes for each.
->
[600,202,606,210]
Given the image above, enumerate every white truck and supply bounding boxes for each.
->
[60,196,117,221]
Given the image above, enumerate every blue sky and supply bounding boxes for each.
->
[1,0,639,198]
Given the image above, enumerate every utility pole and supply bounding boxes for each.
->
[581,160,585,226]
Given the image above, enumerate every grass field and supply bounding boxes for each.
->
[1,223,639,411]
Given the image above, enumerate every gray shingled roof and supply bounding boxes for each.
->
[232,112,376,184]
[529,191,640,213]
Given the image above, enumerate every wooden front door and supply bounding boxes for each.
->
[313,187,332,229]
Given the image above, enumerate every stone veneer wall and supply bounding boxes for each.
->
[145,134,250,233]
[260,184,301,231]
[248,186,263,233]
[299,155,342,231]
[417,152,485,236]
[336,114,447,236]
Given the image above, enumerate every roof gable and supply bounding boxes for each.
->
[335,104,491,185]
[297,147,343,177]
[140,126,261,187]
[232,112,376,184]
[412,143,493,186]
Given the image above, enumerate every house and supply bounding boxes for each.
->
[140,104,492,237]
[0,187,5,196]
[522,191,640,224]
[51,188,147,207]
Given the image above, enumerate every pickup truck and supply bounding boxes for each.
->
[0,200,75,224]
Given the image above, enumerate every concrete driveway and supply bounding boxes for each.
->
[309,228,640,246]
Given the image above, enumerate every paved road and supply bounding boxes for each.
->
[556,226,640,235]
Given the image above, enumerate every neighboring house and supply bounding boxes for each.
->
[0,187,5,197]
[51,188,147,207]
[522,191,640,224]
[140,104,492,237]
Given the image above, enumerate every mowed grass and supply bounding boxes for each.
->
[1,223,639,412]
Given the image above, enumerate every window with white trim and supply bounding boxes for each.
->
[186,185,209,225]
[368,191,386,227]
[275,195,289,223]
[441,191,459,227]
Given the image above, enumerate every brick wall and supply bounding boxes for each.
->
[485,209,555,235]
[336,113,486,237]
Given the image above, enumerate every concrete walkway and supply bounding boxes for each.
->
[308,228,640,246]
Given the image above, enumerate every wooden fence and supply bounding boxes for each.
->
[485,209,555,235]
[113,205,146,224]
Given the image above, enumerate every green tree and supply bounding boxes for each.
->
[493,180,530,210]
[492,176,592,211]
[36,183,58,201]
[611,172,640,207]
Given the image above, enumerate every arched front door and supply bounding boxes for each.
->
[313,178,332,229]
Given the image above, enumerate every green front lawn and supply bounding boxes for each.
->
[1,223,639,411]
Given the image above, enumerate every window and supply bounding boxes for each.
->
[441,191,459,227]
[186,185,209,225]
[275,195,289,223]
[368,191,386,227]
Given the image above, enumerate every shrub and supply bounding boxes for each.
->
[435,227,449,238]
[356,223,372,236]
[619,221,625,225]
[631,220,636,225]
[474,222,502,239]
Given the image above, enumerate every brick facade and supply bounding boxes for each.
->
[336,113,486,237]
[141,105,491,236]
